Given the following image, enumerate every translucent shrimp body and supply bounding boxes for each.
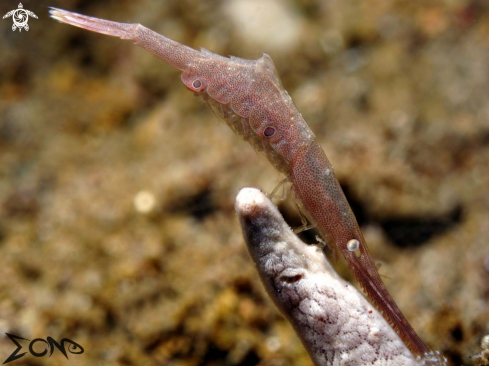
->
[50,8,444,364]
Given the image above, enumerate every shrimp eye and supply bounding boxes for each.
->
[347,239,360,251]
[192,79,202,90]
[263,126,276,138]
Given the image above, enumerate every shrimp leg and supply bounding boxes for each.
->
[49,8,443,363]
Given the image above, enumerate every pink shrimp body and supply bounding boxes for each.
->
[50,8,440,362]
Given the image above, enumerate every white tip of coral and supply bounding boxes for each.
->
[235,187,269,216]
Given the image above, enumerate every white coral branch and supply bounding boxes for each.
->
[235,187,446,366]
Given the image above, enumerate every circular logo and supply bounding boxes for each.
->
[12,9,29,28]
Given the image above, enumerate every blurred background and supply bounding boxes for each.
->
[1,0,489,365]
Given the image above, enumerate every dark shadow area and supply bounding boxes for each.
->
[277,199,320,245]
[379,205,462,248]
[200,342,230,365]
[168,187,217,221]
[339,183,463,248]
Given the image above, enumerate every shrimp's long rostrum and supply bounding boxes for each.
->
[50,8,442,363]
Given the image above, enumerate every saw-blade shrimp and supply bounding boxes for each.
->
[49,8,444,364]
